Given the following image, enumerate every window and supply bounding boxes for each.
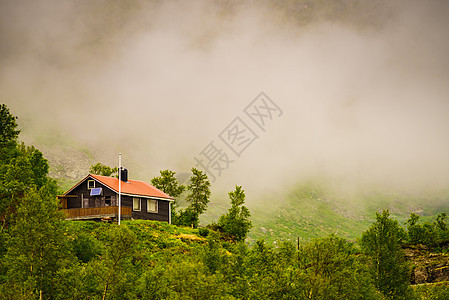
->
[105,196,111,206]
[147,199,158,213]
[133,197,141,211]
[87,180,95,189]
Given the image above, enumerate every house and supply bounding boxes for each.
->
[58,169,174,223]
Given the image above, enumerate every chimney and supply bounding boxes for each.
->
[120,168,128,182]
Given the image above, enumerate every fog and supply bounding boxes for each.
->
[1,0,449,199]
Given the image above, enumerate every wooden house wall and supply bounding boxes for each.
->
[66,196,81,209]
[67,179,117,209]
[122,195,170,222]
[121,195,133,209]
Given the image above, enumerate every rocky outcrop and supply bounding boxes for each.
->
[404,244,449,284]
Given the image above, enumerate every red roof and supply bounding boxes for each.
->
[65,174,174,200]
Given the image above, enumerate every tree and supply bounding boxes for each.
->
[0,104,20,162]
[151,170,185,221]
[0,156,33,231]
[0,104,23,230]
[225,242,251,298]
[0,149,57,231]
[140,251,229,299]
[98,225,138,300]
[150,170,185,198]
[2,185,72,299]
[435,212,447,232]
[406,212,448,247]
[406,212,424,245]
[202,233,223,275]
[175,206,200,228]
[296,235,381,300]
[245,240,279,299]
[71,231,103,264]
[89,162,118,177]
[435,212,449,242]
[186,168,211,216]
[18,143,52,189]
[360,210,414,299]
[218,185,252,242]
[180,168,210,228]
[0,133,56,231]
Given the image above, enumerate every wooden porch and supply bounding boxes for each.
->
[61,206,132,220]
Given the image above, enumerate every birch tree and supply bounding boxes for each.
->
[3,185,71,299]
[360,210,414,299]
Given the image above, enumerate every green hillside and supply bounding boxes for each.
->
[248,185,374,245]
[199,181,449,246]
[65,219,207,261]
[45,146,449,246]
[30,124,448,246]
[15,125,449,246]
[41,220,449,298]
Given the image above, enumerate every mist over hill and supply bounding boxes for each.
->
[2,0,449,238]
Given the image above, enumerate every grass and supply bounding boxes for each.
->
[65,219,203,240]
[413,281,449,299]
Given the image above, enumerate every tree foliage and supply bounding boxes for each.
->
[0,104,20,162]
[150,170,185,198]
[360,210,414,300]
[297,235,381,300]
[218,185,252,242]
[2,185,71,299]
[2,203,443,299]
[2,104,446,299]
[89,162,118,177]
[176,168,210,228]
[186,167,210,216]
[176,207,199,228]
[0,105,56,231]
[406,212,449,247]
[99,225,138,300]
[0,146,56,230]
[151,170,185,222]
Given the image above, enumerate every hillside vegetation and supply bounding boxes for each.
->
[247,184,449,246]
[2,104,449,299]
[3,217,449,299]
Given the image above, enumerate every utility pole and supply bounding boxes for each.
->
[118,153,121,225]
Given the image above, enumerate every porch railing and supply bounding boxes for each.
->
[61,206,132,220]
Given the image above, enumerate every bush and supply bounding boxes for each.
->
[198,227,209,237]
[406,212,449,247]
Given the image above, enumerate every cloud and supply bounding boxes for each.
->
[1,0,448,197]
